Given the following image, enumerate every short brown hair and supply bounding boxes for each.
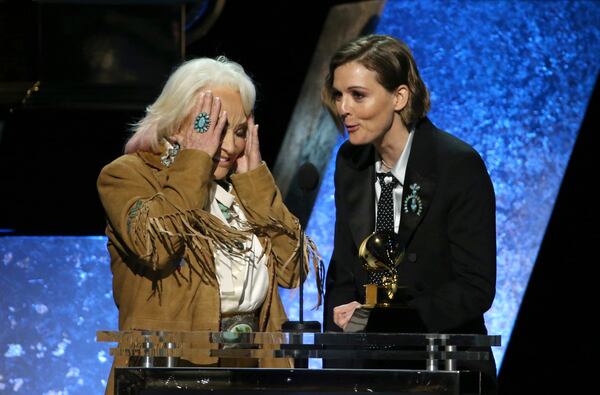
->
[322,34,430,131]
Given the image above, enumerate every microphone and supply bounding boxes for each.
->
[297,162,319,193]
[282,162,322,367]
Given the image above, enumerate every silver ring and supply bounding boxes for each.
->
[194,112,211,133]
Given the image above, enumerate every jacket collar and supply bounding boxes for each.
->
[339,117,438,250]
[397,117,437,247]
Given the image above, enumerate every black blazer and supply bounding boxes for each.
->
[324,117,497,335]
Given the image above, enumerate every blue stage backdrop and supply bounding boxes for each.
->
[1,1,599,393]
[0,237,116,393]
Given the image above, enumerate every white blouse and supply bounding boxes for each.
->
[208,183,269,314]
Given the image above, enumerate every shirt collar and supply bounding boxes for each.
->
[214,182,235,209]
[375,128,415,186]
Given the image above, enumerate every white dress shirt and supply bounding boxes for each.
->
[374,130,415,233]
[208,183,269,314]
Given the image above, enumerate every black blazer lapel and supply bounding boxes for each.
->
[338,143,376,249]
[399,118,437,247]
[339,143,375,292]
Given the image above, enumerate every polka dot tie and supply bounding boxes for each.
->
[369,172,400,286]
[375,173,399,233]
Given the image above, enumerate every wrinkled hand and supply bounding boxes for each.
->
[333,301,362,330]
[236,115,262,174]
[170,91,227,157]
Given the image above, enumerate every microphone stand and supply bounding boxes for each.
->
[282,163,321,368]
[281,226,321,368]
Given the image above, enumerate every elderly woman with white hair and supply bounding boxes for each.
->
[97,56,320,393]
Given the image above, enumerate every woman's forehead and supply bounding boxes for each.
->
[333,61,379,89]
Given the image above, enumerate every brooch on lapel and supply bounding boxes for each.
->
[403,183,423,216]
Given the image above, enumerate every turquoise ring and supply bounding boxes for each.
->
[194,112,211,133]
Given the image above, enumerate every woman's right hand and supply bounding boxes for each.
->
[170,91,228,157]
[333,301,362,330]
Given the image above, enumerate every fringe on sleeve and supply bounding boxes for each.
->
[239,204,324,309]
[127,192,253,285]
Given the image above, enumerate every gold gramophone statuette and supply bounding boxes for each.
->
[358,230,405,307]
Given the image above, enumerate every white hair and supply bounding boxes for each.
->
[125,56,256,153]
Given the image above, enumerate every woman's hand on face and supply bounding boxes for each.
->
[333,301,362,330]
[235,115,262,174]
[171,91,228,157]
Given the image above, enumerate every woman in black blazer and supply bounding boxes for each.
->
[322,34,497,392]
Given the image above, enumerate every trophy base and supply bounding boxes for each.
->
[363,283,413,308]
[360,284,426,333]
[344,304,426,333]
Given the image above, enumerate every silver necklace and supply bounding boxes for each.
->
[381,159,393,172]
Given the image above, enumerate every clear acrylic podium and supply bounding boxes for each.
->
[97,330,500,395]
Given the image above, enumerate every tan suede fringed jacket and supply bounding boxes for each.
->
[97,148,319,394]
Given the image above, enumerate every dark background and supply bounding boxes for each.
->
[1,1,598,394]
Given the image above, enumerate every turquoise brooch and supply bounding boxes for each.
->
[403,183,423,216]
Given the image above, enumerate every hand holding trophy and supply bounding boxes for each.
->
[342,230,408,333]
